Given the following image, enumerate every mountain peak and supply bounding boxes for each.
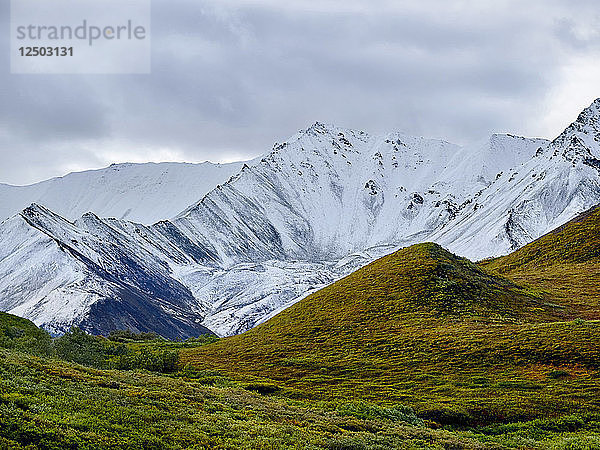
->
[21,203,62,220]
[307,121,339,133]
[549,99,600,163]
[574,98,600,126]
[6,108,600,339]
[299,122,370,143]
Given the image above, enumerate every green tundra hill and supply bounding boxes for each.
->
[482,204,600,319]
[183,242,600,426]
[0,311,510,449]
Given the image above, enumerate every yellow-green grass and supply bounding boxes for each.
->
[482,204,600,320]
[2,324,600,449]
[483,205,600,273]
[183,243,600,425]
[0,349,493,449]
[1,312,499,449]
[481,262,600,319]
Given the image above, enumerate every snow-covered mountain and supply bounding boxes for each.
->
[0,204,214,338]
[2,99,600,338]
[432,99,600,258]
[169,126,548,267]
[0,161,249,224]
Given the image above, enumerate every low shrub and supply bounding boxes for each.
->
[336,401,424,426]
[547,435,600,450]
[54,327,179,373]
[325,437,367,450]
[106,329,161,342]
[54,327,127,369]
[549,370,571,379]
[420,405,473,426]
[243,382,281,395]
[110,348,179,373]
[0,313,53,357]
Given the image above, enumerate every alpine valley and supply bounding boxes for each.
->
[2,100,600,338]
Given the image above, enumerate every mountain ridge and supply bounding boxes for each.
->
[2,99,600,337]
[0,160,252,224]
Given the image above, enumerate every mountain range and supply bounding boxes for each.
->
[2,99,600,338]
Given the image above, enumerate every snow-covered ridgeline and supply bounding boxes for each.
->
[0,160,251,224]
[2,99,600,337]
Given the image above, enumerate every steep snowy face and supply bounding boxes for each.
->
[0,204,212,338]
[0,161,249,224]
[0,201,340,337]
[174,123,545,263]
[0,212,89,325]
[439,133,550,193]
[549,98,600,165]
[434,100,600,259]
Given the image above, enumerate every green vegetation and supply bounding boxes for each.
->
[0,315,208,374]
[3,348,507,449]
[484,205,600,272]
[0,312,52,357]
[180,241,600,446]
[5,206,600,448]
[2,318,600,449]
[481,204,600,319]
[0,313,508,449]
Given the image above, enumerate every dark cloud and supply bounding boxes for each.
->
[1,0,600,184]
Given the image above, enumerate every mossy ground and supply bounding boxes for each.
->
[4,344,600,449]
[482,205,600,320]
[0,348,519,450]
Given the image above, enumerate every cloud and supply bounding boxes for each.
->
[1,0,600,184]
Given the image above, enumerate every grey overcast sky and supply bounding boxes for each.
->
[1,0,600,185]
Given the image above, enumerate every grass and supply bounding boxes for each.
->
[481,204,600,320]
[181,242,600,435]
[0,312,498,449]
[483,205,600,272]
[3,333,600,449]
[184,318,600,425]
[0,348,514,449]
[6,206,600,448]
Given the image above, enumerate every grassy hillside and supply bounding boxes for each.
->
[484,205,600,271]
[2,348,501,450]
[0,312,517,449]
[183,243,600,429]
[482,204,600,319]
[2,313,600,449]
[0,312,53,356]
